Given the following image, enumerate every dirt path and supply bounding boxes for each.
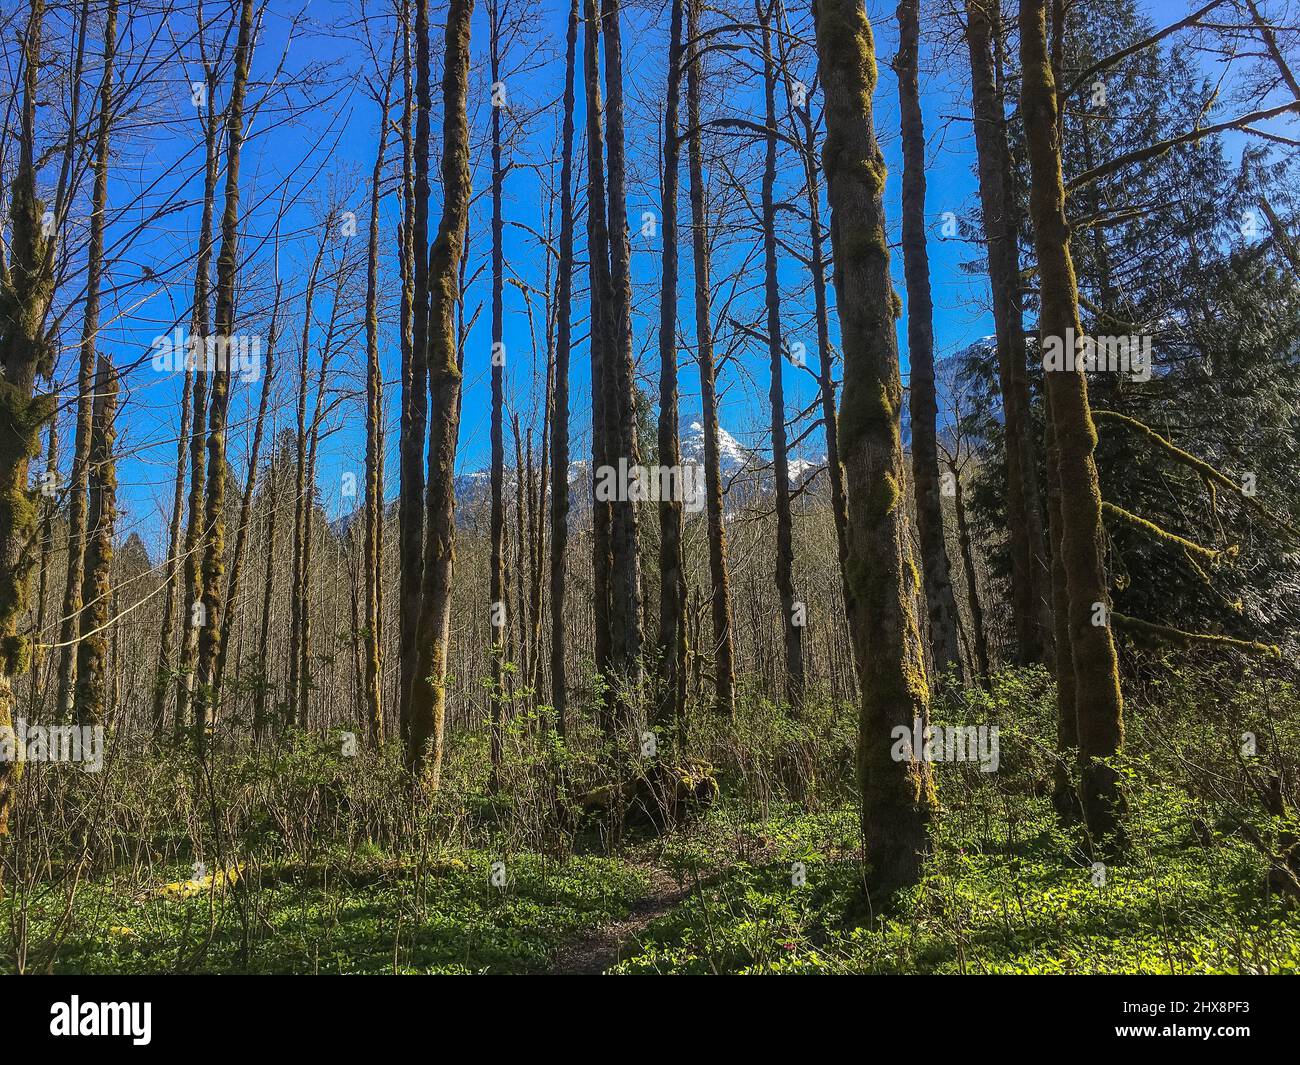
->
[549,865,694,975]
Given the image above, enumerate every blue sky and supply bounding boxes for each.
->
[74,0,1202,554]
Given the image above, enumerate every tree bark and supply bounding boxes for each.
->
[0,0,59,837]
[175,72,222,743]
[362,40,397,749]
[399,0,430,746]
[583,0,616,730]
[1020,0,1125,845]
[406,0,475,788]
[895,0,963,679]
[600,0,644,719]
[812,0,937,899]
[193,0,256,752]
[488,0,508,790]
[549,0,580,738]
[52,0,94,725]
[72,0,119,728]
[655,0,688,736]
[964,0,1051,664]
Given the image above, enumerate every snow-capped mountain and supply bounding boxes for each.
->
[679,420,757,480]
[332,420,825,535]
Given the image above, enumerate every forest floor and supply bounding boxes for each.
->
[7,787,1300,974]
[6,669,1300,974]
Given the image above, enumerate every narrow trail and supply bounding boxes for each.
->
[549,864,695,975]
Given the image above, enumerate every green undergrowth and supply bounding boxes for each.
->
[5,666,1298,974]
[6,849,648,974]
[609,788,1300,974]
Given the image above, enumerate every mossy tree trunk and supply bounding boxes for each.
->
[175,71,222,744]
[406,0,475,788]
[685,0,736,719]
[1020,0,1125,845]
[0,0,58,837]
[655,0,688,737]
[398,0,429,747]
[1045,411,1080,821]
[964,0,1052,664]
[193,0,256,753]
[72,0,119,728]
[812,0,937,900]
[53,0,94,725]
[895,0,963,680]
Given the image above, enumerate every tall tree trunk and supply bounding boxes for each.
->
[72,0,119,728]
[600,0,644,724]
[0,0,58,838]
[549,0,579,737]
[175,84,222,744]
[363,44,397,748]
[895,0,962,679]
[655,0,687,737]
[406,0,475,788]
[399,0,429,746]
[964,0,1051,664]
[1045,410,1079,819]
[758,1,804,707]
[193,0,256,753]
[812,0,936,899]
[0,0,62,837]
[685,0,736,718]
[1019,0,1124,845]
[488,0,508,790]
[583,0,616,730]
[51,0,93,725]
